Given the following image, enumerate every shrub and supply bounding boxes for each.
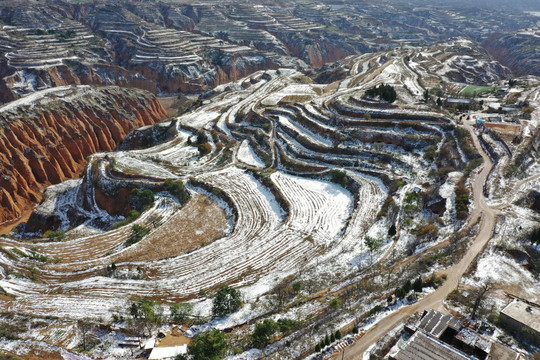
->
[198,142,212,156]
[125,224,150,246]
[112,210,140,229]
[335,330,342,340]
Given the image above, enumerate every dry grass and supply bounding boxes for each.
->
[112,193,228,263]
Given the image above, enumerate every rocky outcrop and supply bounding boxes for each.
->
[0,85,167,224]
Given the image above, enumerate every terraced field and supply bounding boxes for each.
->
[0,47,480,323]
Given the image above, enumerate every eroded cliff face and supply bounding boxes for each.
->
[0,85,167,224]
[1,62,160,104]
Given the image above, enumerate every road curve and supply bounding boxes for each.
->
[336,122,496,360]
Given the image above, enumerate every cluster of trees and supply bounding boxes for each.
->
[130,188,155,212]
[186,329,228,360]
[365,84,397,103]
[129,298,165,335]
[403,191,422,216]
[391,277,424,301]
[212,285,242,317]
[365,236,382,264]
[454,128,483,174]
[250,318,301,348]
[314,329,343,353]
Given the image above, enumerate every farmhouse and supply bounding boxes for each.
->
[499,299,540,347]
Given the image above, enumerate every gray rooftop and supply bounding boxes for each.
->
[393,331,472,360]
[418,309,463,338]
[501,299,540,334]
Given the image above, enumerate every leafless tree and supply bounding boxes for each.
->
[471,281,494,320]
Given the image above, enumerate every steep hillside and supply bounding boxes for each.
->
[0,85,167,225]
[484,31,540,77]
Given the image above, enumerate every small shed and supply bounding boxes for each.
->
[148,345,188,359]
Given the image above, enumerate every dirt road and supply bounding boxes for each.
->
[336,123,496,359]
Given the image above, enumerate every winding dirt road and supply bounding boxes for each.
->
[334,122,497,359]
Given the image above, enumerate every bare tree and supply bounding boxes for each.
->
[78,319,93,351]
[471,281,494,320]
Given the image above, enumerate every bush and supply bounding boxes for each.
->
[329,297,341,310]
[130,188,155,212]
[335,329,342,340]
[43,230,66,241]
[352,326,359,334]
[315,343,321,352]
[212,285,242,317]
[251,319,278,348]
[330,169,348,187]
[165,179,188,204]
[112,210,140,229]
